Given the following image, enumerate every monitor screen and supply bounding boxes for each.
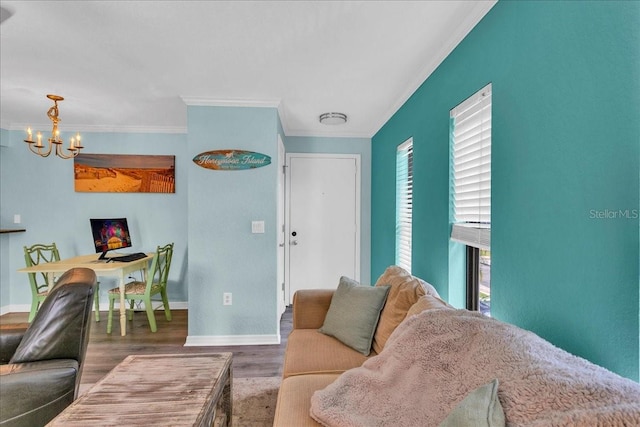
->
[90,218,133,259]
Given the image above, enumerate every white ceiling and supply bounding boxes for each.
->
[0,1,495,138]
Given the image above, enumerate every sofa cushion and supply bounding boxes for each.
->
[274,374,340,427]
[292,289,334,329]
[283,329,375,378]
[0,359,78,427]
[318,276,390,355]
[406,294,454,318]
[439,379,505,427]
[372,265,440,353]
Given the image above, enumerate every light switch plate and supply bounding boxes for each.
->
[251,221,265,234]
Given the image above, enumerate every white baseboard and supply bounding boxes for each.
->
[1,301,282,348]
[0,304,30,316]
[184,334,281,346]
[0,301,189,316]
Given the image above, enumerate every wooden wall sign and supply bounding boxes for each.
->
[193,149,271,171]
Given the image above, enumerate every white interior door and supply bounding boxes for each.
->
[285,153,360,304]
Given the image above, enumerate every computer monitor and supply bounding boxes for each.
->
[90,218,133,260]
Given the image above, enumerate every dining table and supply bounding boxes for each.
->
[17,253,153,336]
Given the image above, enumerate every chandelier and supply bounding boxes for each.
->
[24,94,84,159]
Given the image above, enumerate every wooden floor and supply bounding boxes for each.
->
[0,307,291,394]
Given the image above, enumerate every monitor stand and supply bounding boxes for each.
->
[98,251,110,261]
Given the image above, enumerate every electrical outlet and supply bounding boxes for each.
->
[223,292,232,306]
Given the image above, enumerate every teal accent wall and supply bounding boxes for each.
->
[187,106,278,338]
[0,130,189,312]
[371,1,639,380]
[285,136,372,285]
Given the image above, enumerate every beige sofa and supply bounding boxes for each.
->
[273,266,447,426]
[273,266,640,426]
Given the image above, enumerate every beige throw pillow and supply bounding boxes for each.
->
[372,266,440,354]
[406,294,454,318]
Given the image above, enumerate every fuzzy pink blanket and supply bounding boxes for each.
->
[310,309,640,427]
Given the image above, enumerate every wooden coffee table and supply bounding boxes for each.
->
[48,353,233,426]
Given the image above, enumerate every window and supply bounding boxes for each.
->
[479,249,491,315]
[395,138,413,272]
[450,84,492,315]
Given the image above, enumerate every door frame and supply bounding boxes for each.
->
[276,135,286,322]
[284,152,361,306]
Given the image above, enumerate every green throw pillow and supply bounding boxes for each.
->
[318,276,390,355]
[439,379,505,427]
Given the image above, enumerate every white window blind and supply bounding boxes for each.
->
[451,84,491,250]
[396,138,413,272]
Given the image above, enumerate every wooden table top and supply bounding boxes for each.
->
[17,253,154,274]
[47,353,233,426]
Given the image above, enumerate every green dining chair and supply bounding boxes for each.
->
[24,243,101,322]
[107,243,174,333]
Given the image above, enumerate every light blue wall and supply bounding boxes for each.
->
[0,113,371,343]
[0,129,12,309]
[371,1,639,380]
[285,136,372,285]
[0,129,189,312]
[187,106,279,338]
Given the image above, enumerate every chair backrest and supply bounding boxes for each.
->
[10,267,97,398]
[145,243,174,295]
[24,243,61,294]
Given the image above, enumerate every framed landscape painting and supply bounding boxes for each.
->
[74,154,175,193]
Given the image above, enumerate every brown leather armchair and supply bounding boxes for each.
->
[0,267,97,427]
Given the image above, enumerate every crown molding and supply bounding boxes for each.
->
[371,1,497,137]
[181,97,281,109]
[2,97,373,138]
[2,122,187,134]
[284,127,373,139]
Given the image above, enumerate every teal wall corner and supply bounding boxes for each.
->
[372,1,639,380]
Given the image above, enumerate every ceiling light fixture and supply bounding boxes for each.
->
[319,112,347,125]
[24,94,84,159]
